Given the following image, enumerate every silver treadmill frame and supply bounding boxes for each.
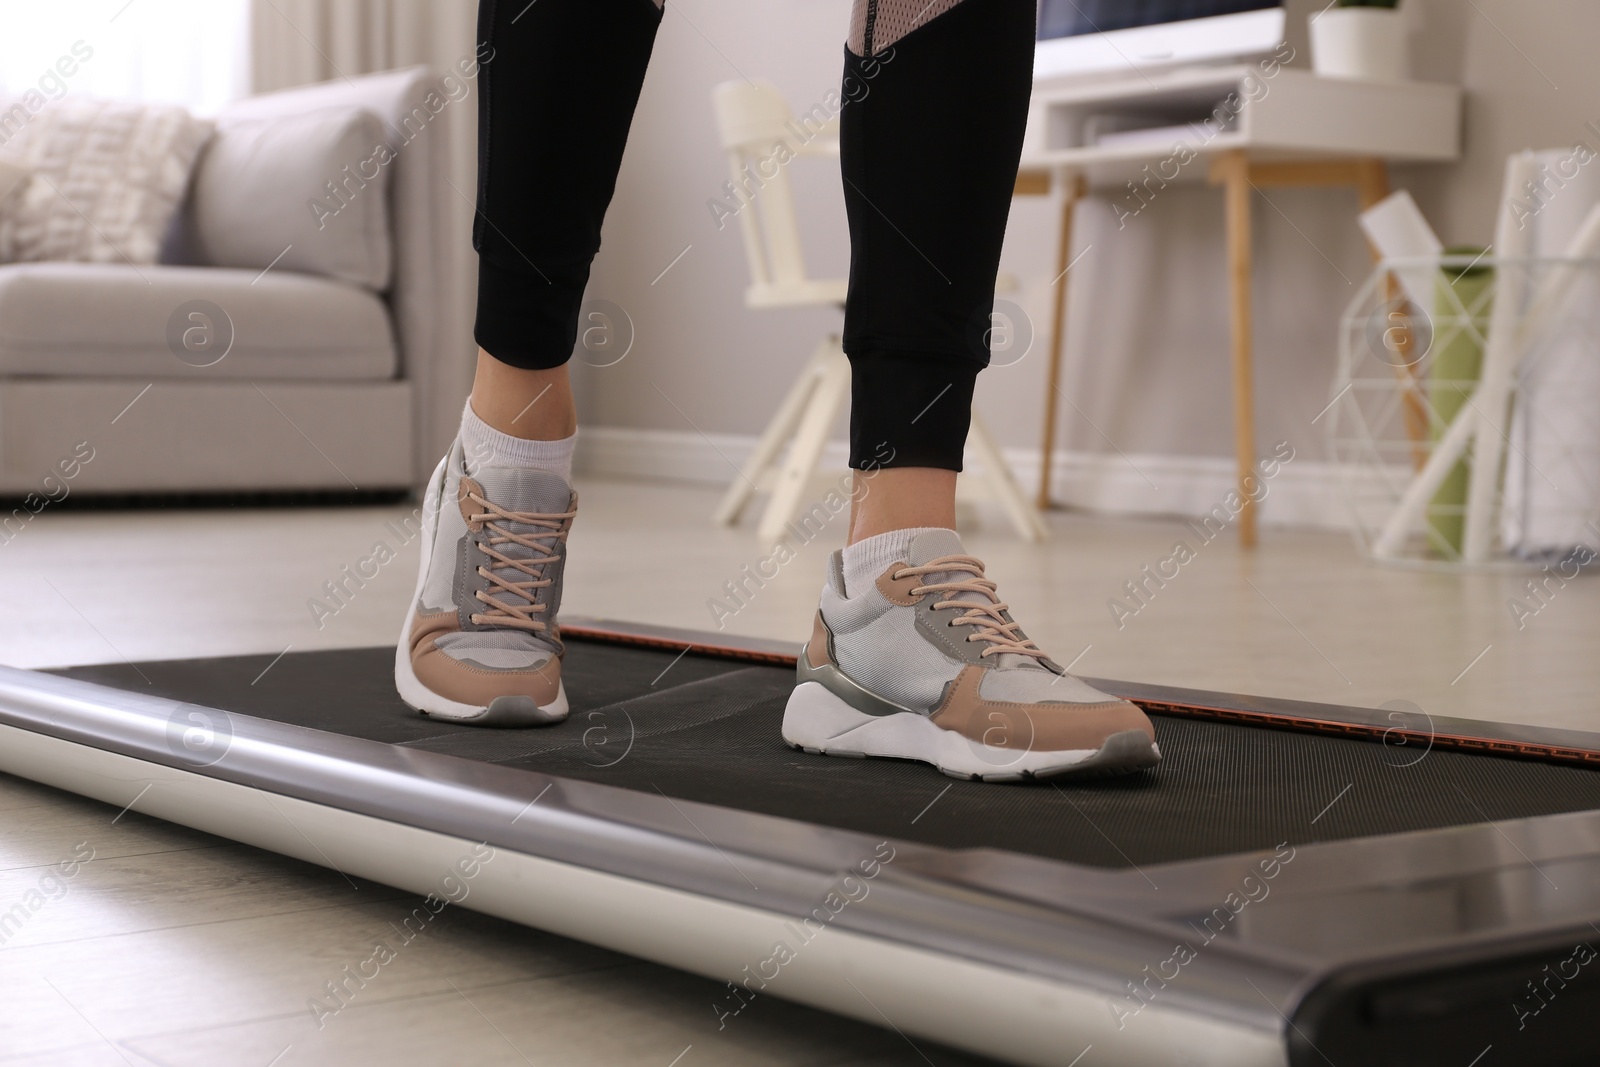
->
[2,619,1599,1067]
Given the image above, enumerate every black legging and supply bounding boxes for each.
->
[472,0,1035,472]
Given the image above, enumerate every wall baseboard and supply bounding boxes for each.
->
[579,426,1370,532]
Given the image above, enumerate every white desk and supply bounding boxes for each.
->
[1016,65,1461,546]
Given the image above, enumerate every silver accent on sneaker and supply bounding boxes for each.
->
[797,638,919,718]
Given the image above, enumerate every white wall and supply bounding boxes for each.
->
[577,0,857,439]
[578,0,1600,507]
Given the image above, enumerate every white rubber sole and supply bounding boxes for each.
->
[392,453,569,728]
[781,681,1160,782]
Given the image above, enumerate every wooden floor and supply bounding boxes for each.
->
[4,476,1596,728]
[1,476,1597,1064]
[0,775,999,1067]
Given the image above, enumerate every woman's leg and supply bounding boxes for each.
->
[837,0,1036,543]
[470,0,663,446]
[395,0,663,726]
[786,0,1161,781]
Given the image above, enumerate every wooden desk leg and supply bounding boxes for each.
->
[1036,173,1086,510]
[1354,158,1390,210]
[1219,151,1259,548]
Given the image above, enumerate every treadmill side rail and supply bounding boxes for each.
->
[0,718,1293,1067]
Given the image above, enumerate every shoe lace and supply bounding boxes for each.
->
[892,554,1047,661]
[465,490,575,634]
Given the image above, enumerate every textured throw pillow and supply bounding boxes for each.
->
[188,106,393,291]
[1,99,212,266]
[0,155,27,203]
[0,154,28,262]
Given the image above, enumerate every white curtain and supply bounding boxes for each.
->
[250,0,475,95]
[0,0,252,114]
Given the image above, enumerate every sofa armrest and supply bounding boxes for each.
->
[220,67,475,487]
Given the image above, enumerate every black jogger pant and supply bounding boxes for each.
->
[472,0,1035,471]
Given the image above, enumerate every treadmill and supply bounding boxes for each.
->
[2,618,1597,1066]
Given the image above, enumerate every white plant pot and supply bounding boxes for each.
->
[1310,7,1410,82]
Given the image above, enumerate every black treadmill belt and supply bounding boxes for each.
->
[52,642,1600,868]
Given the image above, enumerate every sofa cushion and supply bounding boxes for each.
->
[189,106,393,291]
[0,262,397,380]
[0,99,212,266]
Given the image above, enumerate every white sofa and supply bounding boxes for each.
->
[0,67,473,497]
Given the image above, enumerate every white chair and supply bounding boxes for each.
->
[708,80,1046,543]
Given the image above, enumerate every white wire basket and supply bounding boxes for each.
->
[1326,254,1600,571]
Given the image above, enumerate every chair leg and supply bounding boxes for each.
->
[969,415,1048,542]
[756,342,851,545]
[721,340,1047,544]
[712,337,833,526]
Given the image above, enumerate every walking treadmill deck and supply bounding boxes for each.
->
[48,641,1600,869]
[4,620,1598,1067]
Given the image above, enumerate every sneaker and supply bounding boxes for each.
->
[394,439,576,726]
[783,530,1160,781]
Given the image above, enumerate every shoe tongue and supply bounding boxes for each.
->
[906,528,967,566]
[470,466,572,517]
[467,466,571,652]
[906,528,990,608]
[906,529,1044,671]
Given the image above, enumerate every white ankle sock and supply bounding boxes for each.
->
[459,400,577,483]
[841,527,948,597]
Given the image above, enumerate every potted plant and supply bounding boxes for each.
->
[1311,0,1410,82]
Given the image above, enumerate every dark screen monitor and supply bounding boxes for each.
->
[1034,0,1285,78]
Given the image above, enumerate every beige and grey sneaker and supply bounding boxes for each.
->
[394,439,575,726]
[784,529,1160,781]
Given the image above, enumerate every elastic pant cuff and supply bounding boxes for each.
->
[474,257,591,371]
[847,350,979,472]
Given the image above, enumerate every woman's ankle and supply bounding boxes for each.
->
[470,349,577,440]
